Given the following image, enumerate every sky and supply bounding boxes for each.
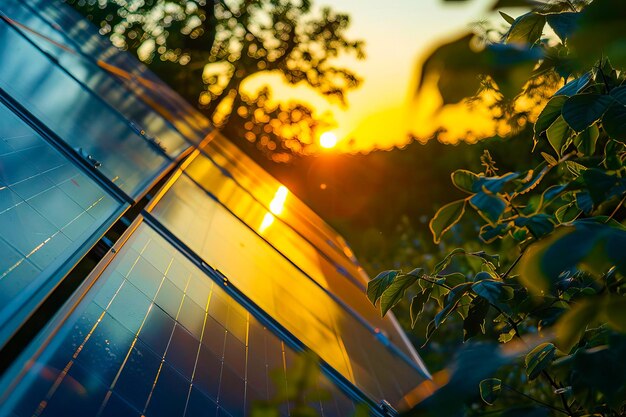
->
[243,0,506,153]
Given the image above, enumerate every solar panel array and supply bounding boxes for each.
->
[0,1,430,415]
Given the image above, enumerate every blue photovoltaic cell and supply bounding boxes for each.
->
[0,222,359,417]
[150,173,427,408]
[1,0,196,158]
[0,20,170,198]
[0,101,120,342]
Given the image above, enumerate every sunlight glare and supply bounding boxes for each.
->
[260,185,289,233]
[269,186,288,215]
[319,132,338,149]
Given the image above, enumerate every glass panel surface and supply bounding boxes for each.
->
[0,101,120,339]
[22,0,213,143]
[2,0,195,157]
[0,223,359,417]
[183,152,416,357]
[0,20,170,197]
[201,136,359,266]
[150,174,427,407]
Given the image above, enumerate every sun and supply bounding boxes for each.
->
[319,131,338,149]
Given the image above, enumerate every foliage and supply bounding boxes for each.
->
[69,0,364,161]
[370,1,626,416]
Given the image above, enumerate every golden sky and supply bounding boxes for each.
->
[243,0,510,153]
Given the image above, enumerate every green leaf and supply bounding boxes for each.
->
[479,378,502,405]
[463,297,490,341]
[555,300,600,352]
[433,248,466,274]
[546,115,572,156]
[604,139,625,169]
[610,85,626,106]
[525,343,556,380]
[540,184,568,209]
[555,72,592,97]
[535,95,567,138]
[573,124,599,155]
[410,289,431,328]
[582,168,626,206]
[367,270,400,305]
[442,272,466,288]
[469,192,507,225]
[472,251,501,268]
[479,223,511,243]
[430,283,450,308]
[562,93,613,133]
[451,170,478,193]
[506,12,546,45]
[379,272,420,316]
[555,203,581,223]
[520,221,626,294]
[602,103,626,142]
[575,191,593,213]
[514,214,555,238]
[434,283,472,328]
[430,199,466,243]
[546,12,579,43]
[472,172,520,193]
[472,280,513,315]
[499,11,516,25]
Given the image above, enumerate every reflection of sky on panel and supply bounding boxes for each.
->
[0,21,169,197]
[182,151,418,359]
[2,0,195,157]
[149,172,428,407]
[0,102,119,343]
[23,0,213,142]
[1,223,357,417]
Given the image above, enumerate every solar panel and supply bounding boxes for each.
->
[148,172,428,407]
[0,221,360,417]
[0,20,171,198]
[0,100,122,347]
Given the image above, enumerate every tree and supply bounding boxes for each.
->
[201,0,364,160]
[70,0,365,161]
[368,0,626,416]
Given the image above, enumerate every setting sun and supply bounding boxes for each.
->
[319,131,338,149]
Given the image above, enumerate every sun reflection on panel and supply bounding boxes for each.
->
[260,185,289,233]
